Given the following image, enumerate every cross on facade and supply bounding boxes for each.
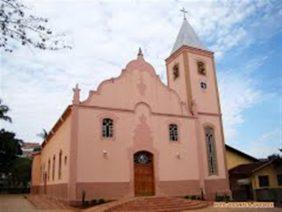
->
[180,7,188,20]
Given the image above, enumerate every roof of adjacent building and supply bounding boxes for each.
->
[22,142,40,149]
[225,144,259,162]
[171,18,207,54]
[229,158,282,177]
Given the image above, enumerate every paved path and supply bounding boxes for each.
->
[0,195,72,212]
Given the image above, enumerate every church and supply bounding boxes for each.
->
[31,16,231,205]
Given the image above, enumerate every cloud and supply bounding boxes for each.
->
[0,0,281,144]
[218,70,261,141]
[247,129,282,158]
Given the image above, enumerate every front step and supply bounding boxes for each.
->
[105,197,210,212]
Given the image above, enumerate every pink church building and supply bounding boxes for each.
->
[31,17,230,205]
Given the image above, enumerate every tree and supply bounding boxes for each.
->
[37,128,48,140]
[33,145,41,152]
[0,99,24,187]
[8,157,32,187]
[0,99,12,122]
[0,129,23,174]
[0,0,71,52]
[268,154,281,161]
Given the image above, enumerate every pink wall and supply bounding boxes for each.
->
[38,114,72,186]
[31,154,41,186]
[76,56,202,196]
[33,49,230,201]
[166,46,229,195]
[187,52,219,114]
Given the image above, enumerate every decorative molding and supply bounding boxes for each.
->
[165,45,214,64]
[198,112,221,117]
[137,75,146,96]
[78,104,195,119]
[80,57,189,117]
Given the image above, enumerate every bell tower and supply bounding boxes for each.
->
[165,11,230,199]
[165,16,220,115]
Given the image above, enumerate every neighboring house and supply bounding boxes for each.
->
[21,142,40,158]
[225,145,282,205]
[225,144,259,170]
[31,16,231,205]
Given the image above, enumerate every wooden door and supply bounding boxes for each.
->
[134,151,155,196]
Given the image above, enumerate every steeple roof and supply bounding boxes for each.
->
[171,18,206,54]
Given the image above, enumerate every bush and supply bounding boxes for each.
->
[184,195,201,200]
[90,199,97,205]
[215,193,230,202]
[83,201,89,207]
[98,198,105,204]
[223,194,230,202]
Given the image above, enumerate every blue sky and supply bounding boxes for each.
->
[0,0,281,158]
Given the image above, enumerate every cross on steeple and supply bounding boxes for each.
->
[180,7,188,20]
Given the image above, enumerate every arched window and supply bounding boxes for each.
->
[52,155,55,181]
[169,124,178,141]
[172,64,179,80]
[47,159,50,181]
[205,127,217,175]
[102,118,113,138]
[58,150,62,180]
[64,156,67,165]
[197,61,206,75]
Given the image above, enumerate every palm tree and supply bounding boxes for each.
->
[0,99,12,123]
[37,129,48,140]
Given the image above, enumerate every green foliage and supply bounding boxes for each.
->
[184,195,201,200]
[33,146,42,152]
[0,99,29,191]
[90,199,97,205]
[0,129,23,173]
[0,99,12,122]
[37,129,48,140]
[8,157,32,187]
[98,198,105,204]
[215,193,230,202]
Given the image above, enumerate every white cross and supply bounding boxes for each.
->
[180,7,188,19]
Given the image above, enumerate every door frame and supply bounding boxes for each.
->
[133,151,155,196]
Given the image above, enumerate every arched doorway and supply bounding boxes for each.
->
[134,151,155,196]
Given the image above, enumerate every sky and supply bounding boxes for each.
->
[0,0,281,158]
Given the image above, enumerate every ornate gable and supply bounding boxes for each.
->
[81,53,189,116]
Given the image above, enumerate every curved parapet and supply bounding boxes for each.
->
[81,54,190,116]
